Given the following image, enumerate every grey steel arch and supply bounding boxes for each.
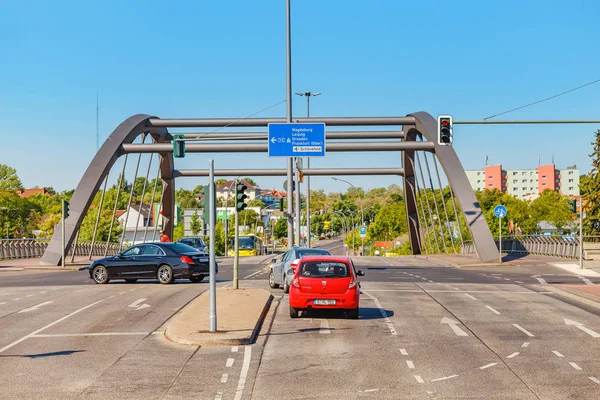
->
[403,112,499,263]
[40,114,174,265]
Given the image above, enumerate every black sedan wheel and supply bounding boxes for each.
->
[157,265,174,284]
[92,265,110,284]
[190,275,205,283]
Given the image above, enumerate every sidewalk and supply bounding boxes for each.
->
[0,256,94,271]
[163,287,273,347]
[541,284,600,311]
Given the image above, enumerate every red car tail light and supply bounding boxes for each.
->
[292,278,300,288]
[290,258,300,271]
[348,279,357,289]
[180,255,195,265]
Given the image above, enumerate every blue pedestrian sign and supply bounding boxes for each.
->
[359,225,367,238]
[493,205,507,218]
[268,123,326,157]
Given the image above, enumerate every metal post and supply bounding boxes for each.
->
[61,199,65,268]
[286,0,294,249]
[499,216,502,264]
[233,190,240,289]
[295,159,301,246]
[209,160,217,332]
[580,199,584,269]
[306,94,311,248]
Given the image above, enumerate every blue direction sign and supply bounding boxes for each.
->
[493,205,507,218]
[268,123,326,157]
[359,225,367,238]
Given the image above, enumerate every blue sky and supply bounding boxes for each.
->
[1,0,599,194]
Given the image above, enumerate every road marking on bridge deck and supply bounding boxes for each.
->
[18,301,53,313]
[513,324,535,337]
[319,320,331,334]
[507,352,520,359]
[485,305,501,315]
[0,302,5,305]
[479,363,498,370]
[226,358,235,367]
[220,374,228,383]
[0,299,103,354]
[564,318,600,337]
[399,348,408,356]
[441,317,469,337]
[33,332,150,337]
[522,342,530,348]
[464,294,477,300]
[233,345,252,400]
[361,290,397,335]
[243,270,262,279]
[552,351,564,357]
[231,346,239,352]
[515,281,524,284]
[406,360,415,369]
[589,377,600,385]
[431,374,459,382]
[414,375,424,383]
[578,276,594,285]
[532,275,547,284]
[569,362,582,371]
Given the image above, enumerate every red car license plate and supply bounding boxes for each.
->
[314,299,336,305]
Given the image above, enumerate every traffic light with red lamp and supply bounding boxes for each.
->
[437,115,453,145]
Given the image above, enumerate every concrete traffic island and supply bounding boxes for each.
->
[164,288,273,347]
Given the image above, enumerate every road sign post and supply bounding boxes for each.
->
[493,205,507,264]
[360,225,366,256]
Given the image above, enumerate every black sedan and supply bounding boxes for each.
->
[88,242,218,284]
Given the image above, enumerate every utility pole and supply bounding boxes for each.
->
[285,0,294,249]
[295,158,302,246]
[208,160,217,332]
[580,198,584,269]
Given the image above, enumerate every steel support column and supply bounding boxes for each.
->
[402,129,421,255]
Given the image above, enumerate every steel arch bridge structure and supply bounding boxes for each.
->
[40,112,499,265]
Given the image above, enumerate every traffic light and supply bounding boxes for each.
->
[173,134,186,158]
[437,115,453,146]
[200,186,210,226]
[62,200,70,219]
[568,199,577,213]
[278,198,284,211]
[236,181,248,212]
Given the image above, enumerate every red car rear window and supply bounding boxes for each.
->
[299,262,350,278]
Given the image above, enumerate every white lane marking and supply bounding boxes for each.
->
[532,275,547,284]
[569,362,582,371]
[406,360,415,369]
[503,278,511,281]
[485,305,501,315]
[420,277,427,280]
[136,304,151,310]
[214,392,223,400]
[479,363,498,370]
[243,270,262,279]
[441,317,468,337]
[579,276,594,285]
[233,345,252,400]
[589,377,600,385]
[363,389,379,393]
[226,358,235,368]
[522,342,530,348]
[119,291,126,295]
[513,324,535,337]
[493,276,502,279]
[26,294,35,297]
[552,351,564,358]
[13,298,21,301]
[399,348,408,356]
[464,294,477,300]
[515,281,524,284]
[231,346,239,352]
[491,274,503,276]
[0,302,6,305]
[319,320,331,334]
[428,280,435,283]
[33,332,149,337]
[414,375,424,383]
[564,318,600,338]
[220,373,229,383]
[128,288,136,291]
[40,291,48,294]
[18,301,53,313]
[108,295,115,299]
[128,298,148,308]
[453,287,461,290]
[447,278,464,280]
[0,299,103,354]
[431,374,459,382]
[362,290,397,335]
[507,352,520,359]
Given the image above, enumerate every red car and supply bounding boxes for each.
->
[288,256,365,319]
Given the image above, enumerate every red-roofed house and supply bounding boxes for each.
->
[18,188,50,198]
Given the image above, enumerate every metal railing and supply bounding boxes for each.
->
[0,238,120,261]
[460,235,592,259]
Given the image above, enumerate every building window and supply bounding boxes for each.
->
[568,179,573,183]
[542,183,547,187]
[513,180,517,183]
[522,179,527,183]
[569,171,573,175]
[488,176,493,179]
[512,172,517,175]
[569,186,574,190]
[530,172,533,175]
[488,184,493,187]
[542,175,546,178]
[513,187,518,191]
[477,180,480,183]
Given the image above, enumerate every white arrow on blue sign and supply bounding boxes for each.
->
[360,225,367,238]
[493,205,507,218]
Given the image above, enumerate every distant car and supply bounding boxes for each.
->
[268,246,332,293]
[288,255,364,319]
[88,242,218,285]
[177,237,208,253]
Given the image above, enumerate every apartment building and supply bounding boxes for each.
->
[465,164,580,199]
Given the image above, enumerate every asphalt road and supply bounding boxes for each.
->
[1,240,599,399]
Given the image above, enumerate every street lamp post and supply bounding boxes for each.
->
[332,177,364,254]
[296,91,321,248]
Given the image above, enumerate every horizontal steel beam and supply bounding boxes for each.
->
[174,130,405,141]
[174,168,404,177]
[148,116,416,128]
[121,141,434,154]
[455,119,600,125]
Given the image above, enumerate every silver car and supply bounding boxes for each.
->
[268,247,331,293]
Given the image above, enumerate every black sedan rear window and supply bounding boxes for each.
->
[167,243,201,254]
[300,262,350,278]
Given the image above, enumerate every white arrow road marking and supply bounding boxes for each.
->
[441,317,468,337]
[128,298,150,310]
[564,318,600,338]
[18,301,53,313]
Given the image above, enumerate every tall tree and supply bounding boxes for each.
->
[581,129,600,234]
[0,164,23,191]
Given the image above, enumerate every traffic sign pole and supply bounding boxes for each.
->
[499,216,502,264]
[493,205,507,265]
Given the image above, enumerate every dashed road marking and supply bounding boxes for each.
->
[552,351,564,358]
[522,342,530,348]
[362,290,397,335]
[319,320,331,334]
[479,363,498,370]
[13,298,21,301]
[243,270,262,279]
[231,346,239,352]
[589,377,600,385]
[233,346,251,400]
[40,291,48,294]
[579,276,594,285]
[220,373,229,383]
[464,294,477,300]
[485,305,501,315]
[513,324,535,337]
[503,278,511,281]
[399,348,408,356]
[226,358,235,368]
[431,374,459,382]
[507,352,520,359]
[569,362,582,371]
[406,360,415,369]
[363,389,379,393]
[26,294,35,297]
[532,275,547,284]
[119,292,126,295]
[428,280,435,283]
[414,375,424,383]
[515,281,524,284]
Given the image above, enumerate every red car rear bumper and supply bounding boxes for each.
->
[289,289,359,309]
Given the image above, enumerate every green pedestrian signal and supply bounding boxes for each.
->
[173,134,186,158]
[236,182,248,212]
